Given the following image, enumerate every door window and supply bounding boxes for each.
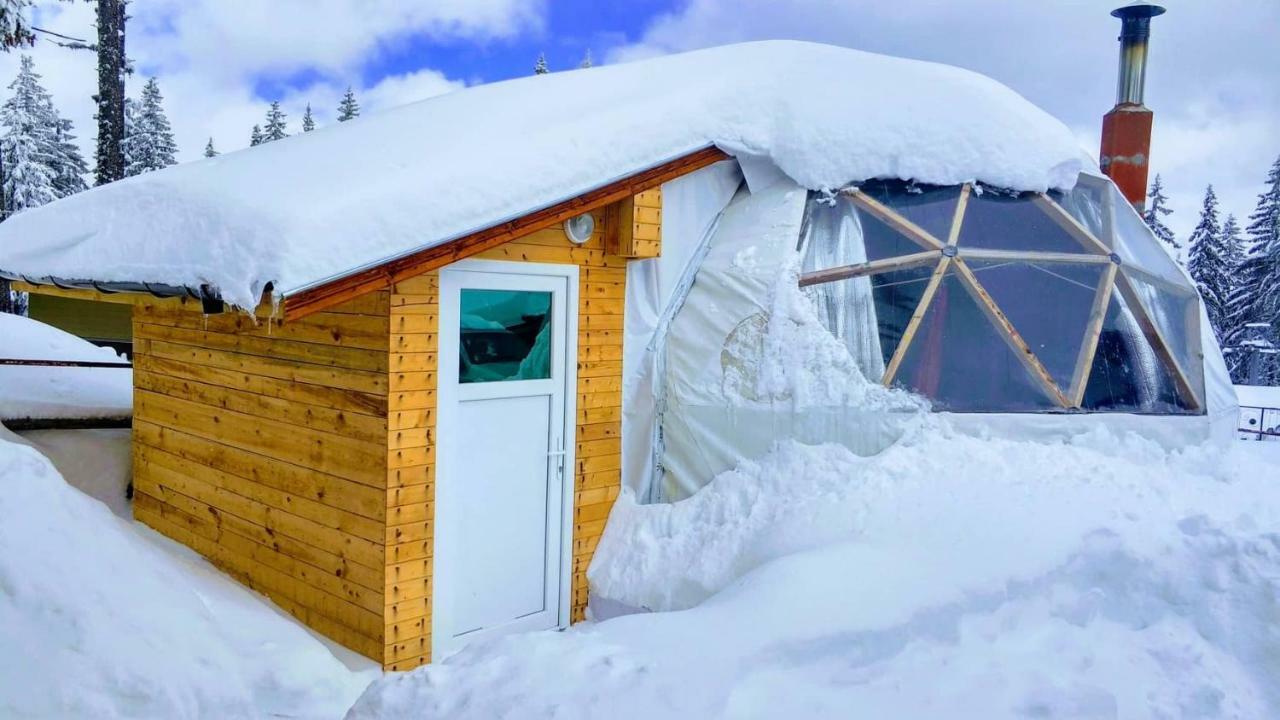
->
[458,289,553,383]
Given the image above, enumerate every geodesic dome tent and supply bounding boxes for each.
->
[798,173,1204,415]
[627,166,1236,502]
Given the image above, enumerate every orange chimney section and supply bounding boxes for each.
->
[1100,2,1165,211]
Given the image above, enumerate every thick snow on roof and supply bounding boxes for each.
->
[0,313,131,422]
[0,41,1084,310]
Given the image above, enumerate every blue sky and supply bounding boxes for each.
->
[4,0,1278,242]
[363,0,676,86]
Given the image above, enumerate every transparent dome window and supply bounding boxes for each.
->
[798,174,1204,414]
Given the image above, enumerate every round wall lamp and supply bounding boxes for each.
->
[563,213,595,245]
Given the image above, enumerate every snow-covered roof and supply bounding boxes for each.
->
[0,41,1085,310]
[0,313,131,422]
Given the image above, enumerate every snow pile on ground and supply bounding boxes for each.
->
[0,427,373,719]
[0,41,1083,310]
[0,312,131,422]
[349,427,1280,719]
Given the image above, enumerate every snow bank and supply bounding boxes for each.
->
[0,428,372,718]
[0,312,131,422]
[349,430,1280,719]
[0,41,1084,310]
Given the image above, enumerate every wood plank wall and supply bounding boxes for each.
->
[130,293,393,661]
[128,201,634,672]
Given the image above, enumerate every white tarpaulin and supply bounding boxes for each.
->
[622,161,742,500]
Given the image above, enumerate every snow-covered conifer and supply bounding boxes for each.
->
[302,103,315,132]
[0,55,58,216]
[1223,156,1280,383]
[204,138,218,158]
[49,114,88,198]
[1186,185,1232,339]
[0,0,36,49]
[1143,174,1180,252]
[580,50,593,69]
[262,101,288,142]
[123,77,178,176]
[534,53,549,75]
[249,124,263,146]
[337,87,359,122]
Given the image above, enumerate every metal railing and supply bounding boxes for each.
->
[1239,405,1280,441]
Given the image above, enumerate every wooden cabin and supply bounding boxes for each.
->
[14,147,724,670]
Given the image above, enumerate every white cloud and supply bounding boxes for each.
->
[607,0,1280,240]
[0,0,543,164]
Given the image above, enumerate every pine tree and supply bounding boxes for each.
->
[337,87,359,122]
[1,55,58,215]
[249,124,263,147]
[1224,156,1280,384]
[49,114,88,198]
[301,103,315,132]
[123,77,178,176]
[262,101,288,142]
[0,54,58,315]
[579,49,593,69]
[1143,174,1180,252]
[0,1,36,49]
[203,137,218,158]
[1186,186,1232,339]
[534,52,549,75]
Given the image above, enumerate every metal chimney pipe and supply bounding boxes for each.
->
[1100,1,1166,211]
[1113,1,1165,106]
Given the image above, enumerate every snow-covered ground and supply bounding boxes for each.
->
[0,425,377,719]
[0,311,131,423]
[350,424,1280,719]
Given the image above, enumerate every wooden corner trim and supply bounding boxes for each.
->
[283,146,730,321]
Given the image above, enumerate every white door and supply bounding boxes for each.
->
[434,260,577,659]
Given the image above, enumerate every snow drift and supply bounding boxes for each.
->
[0,428,371,719]
[0,41,1084,310]
[349,429,1280,719]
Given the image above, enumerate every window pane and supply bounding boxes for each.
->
[841,196,936,262]
[1082,292,1192,413]
[893,271,1059,411]
[859,181,961,243]
[459,289,552,383]
[1120,271,1205,406]
[1049,175,1109,245]
[870,264,938,372]
[966,261,1105,392]
[958,191,1094,254]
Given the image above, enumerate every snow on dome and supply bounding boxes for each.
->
[0,41,1084,310]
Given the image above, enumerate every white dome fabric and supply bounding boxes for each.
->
[623,166,1237,503]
